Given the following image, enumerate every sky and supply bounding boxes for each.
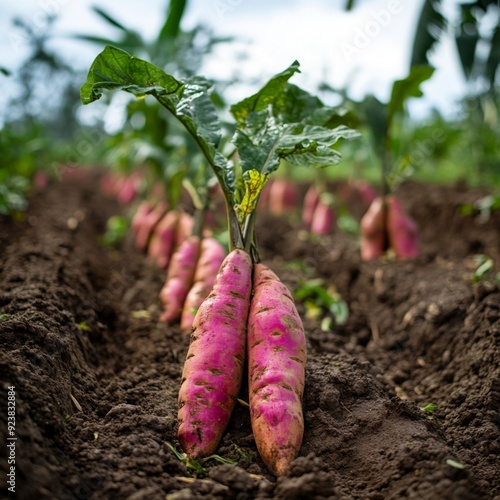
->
[0,0,490,128]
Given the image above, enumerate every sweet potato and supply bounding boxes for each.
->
[135,201,168,251]
[174,212,194,248]
[131,201,152,236]
[386,195,419,260]
[269,179,297,215]
[180,237,227,333]
[247,263,307,477]
[148,210,179,269]
[302,184,320,228]
[160,235,201,323]
[178,249,252,459]
[360,196,387,261]
[310,198,336,235]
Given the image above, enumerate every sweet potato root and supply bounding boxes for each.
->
[360,196,387,261]
[180,237,227,333]
[177,249,252,459]
[386,195,419,260]
[159,235,201,323]
[247,263,307,477]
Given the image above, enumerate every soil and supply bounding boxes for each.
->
[0,173,499,500]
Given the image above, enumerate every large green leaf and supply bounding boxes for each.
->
[234,110,359,175]
[387,65,435,126]
[230,61,301,123]
[272,83,324,123]
[410,0,447,67]
[81,45,233,193]
[81,45,182,104]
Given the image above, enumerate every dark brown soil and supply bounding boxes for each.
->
[1,174,499,499]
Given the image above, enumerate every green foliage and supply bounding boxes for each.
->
[81,47,359,249]
[410,0,447,67]
[0,176,29,216]
[100,216,129,247]
[471,254,498,284]
[294,279,349,326]
[421,403,437,413]
[230,61,301,123]
[388,66,435,128]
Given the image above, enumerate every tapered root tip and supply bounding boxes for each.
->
[272,458,292,477]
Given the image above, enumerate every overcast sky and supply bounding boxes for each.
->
[0,0,490,126]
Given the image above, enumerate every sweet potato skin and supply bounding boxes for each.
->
[310,200,336,235]
[135,201,168,251]
[159,235,201,323]
[247,263,307,477]
[302,185,320,228]
[180,237,227,333]
[177,249,252,459]
[131,201,152,236]
[269,179,297,215]
[148,211,179,269]
[386,195,419,260]
[360,196,386,261]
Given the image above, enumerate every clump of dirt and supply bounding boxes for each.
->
[0,175,498,499]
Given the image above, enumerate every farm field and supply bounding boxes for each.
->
[2,1,500,498]
[1,172,498,499]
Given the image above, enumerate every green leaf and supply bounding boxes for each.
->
[100,216,128,246]
[272,83,324,123]
[0,67,11,76]
[235,111,358,176]
[455,3,479,81]
[81,46,232,195]
[388,65,435,126]
[158,0,187,41]
[421,403,437,413]
[410,0,447,67]
[230,61,301,123]
[234,170,268,223]
[92,6,129,32]
[485,22,500,86]
[472,254,493,282]
[80,45,183,105]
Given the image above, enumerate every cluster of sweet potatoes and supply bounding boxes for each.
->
[361,195,419,260]
[130,201,227,332]
[178,249,306,477]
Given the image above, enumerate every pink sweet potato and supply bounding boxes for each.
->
[360,196,387,261]
[386,195,419,260]
[131,201,152,236]
[269,179,297,215]
[148,210,179,269]
[180,237,227,333]
[247,263,307,477]
[135,201,168,251]
[302,184,320,228]
[310,197,336,235]
[354,180,376,208]
[178,249,252,459]
[174,212,194,248]
[159,235,201,323]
